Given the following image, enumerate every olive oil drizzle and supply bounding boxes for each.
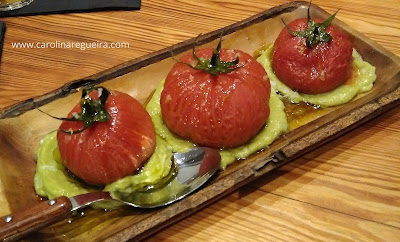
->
[134,158,178,193]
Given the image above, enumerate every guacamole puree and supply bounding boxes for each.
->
[257,44,376,107]
[34,79,288,206]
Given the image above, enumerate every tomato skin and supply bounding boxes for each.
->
[160,48,270,148]
[57,91,156,185]
[272,18,353,94]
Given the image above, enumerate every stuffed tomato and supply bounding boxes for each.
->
[160,42,271,148]
[272,17,353,94]
[257,6,376,107]
[56,87,156,185]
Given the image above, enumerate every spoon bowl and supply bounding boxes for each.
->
[0,147,221,241]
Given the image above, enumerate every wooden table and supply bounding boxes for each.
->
[1,0,399,241]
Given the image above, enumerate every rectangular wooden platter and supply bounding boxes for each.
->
[0,1,399,241]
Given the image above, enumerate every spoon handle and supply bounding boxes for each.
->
[0,196,72,241]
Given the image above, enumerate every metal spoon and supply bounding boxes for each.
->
[0,147,221,241]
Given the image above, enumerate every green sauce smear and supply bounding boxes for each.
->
[257,44,376,107]
[34,79,288,207]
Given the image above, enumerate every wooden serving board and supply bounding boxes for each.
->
[0,1,399,241]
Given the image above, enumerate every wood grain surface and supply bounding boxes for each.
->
[0,0,399,241]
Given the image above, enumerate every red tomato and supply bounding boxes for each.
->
[272,18,353,94]
[160,48,270,148]
[57,90,156,185]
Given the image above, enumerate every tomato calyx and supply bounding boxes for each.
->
[186,35,240,75]
[282,2,339,48]
[40,86,111,135]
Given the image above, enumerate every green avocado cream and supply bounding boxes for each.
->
[34,79,288,207]
[257,44,376,107]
